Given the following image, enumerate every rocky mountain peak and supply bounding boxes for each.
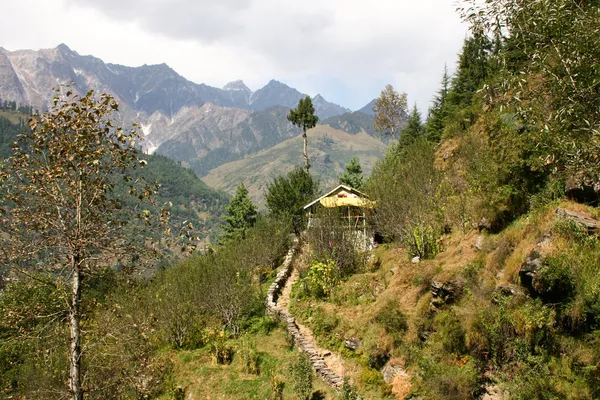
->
[357,99,377,115]
[223,80,251,93]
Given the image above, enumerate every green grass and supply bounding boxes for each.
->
[161,327,338,399]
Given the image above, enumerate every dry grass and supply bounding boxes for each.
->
[162,328,337,399]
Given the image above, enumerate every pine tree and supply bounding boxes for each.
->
[221,182,257,242]
[339,157,364,189]
[425,66,450,142]
[288,97,319,172]
[399,104,424,148]
[447,35,491,108]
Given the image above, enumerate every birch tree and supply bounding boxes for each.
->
[0,89,164,400]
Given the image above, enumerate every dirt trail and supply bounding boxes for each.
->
[277,268,347,379]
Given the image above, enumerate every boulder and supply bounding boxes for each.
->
[519,250,543,296]
[475,235,485,251]
[382,362,409,383]
[411,256,421,264]
[344,338,362,351]
[556,208,600,234]
[430,280,462,309]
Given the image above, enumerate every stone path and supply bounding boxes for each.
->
[266,238,345,390]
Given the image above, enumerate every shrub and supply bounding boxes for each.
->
[417,355,480,400]
[374,299,408,344]
[265,167,319,233]
[311,307,340,342]
[239,337,261,375]
[534,256,576,304]
[358,367,385,388]
[289,352,313,400]
[206,330,234,365]
[406,223,440,259]
[366,138,443,244]
[342,378,363,400]
[270,375,285,400]
[432,310,467,355]
[363,343,390,370]
[303,259,339,298]
[307,208,366,276]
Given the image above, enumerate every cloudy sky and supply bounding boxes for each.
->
[0,0,469,112]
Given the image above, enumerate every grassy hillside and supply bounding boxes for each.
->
[291,201,600,399]
[203,125,387,205]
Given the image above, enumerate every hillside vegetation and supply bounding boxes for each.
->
[2,1,600,399]
[203,126,386,205]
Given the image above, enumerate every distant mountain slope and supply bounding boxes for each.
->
[357,99,377,115]
[0,44,350,154]
[202,125,387,205]
[0,108,226,242]
[321,111,377,135]
[155,104,298,176]
[312,94,351,119]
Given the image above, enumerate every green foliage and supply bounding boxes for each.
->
[287,96,319,134]
[339,157,364,190]
[373,84,408,138]
[220,182,257,243]
[399,104,425,148]
[288,96,319,171]
[239,336,261,375]
[425,66,450,142]
[416,354,480,400]
[534,257,576,304]
[407,224,440,259]
[265,167,319,233]
[367,138,442,248]
[431,310,467,355]
[358,367,385,388]
[307,208,366,276]
[303,259,339,298]
[289,352,313,400]
[270,374,285,400]
[462,0,600,191]
[342,378,363,400]
[207,330,234,365]
[374,299,408,344]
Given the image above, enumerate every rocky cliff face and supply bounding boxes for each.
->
[0,44,368,175]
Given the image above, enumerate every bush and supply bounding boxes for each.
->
[307,208,367,276]
[366,138,443,244]
[432,310,467,355]
[303,259,339,298]
[342,378,363,400]
[406,223,440,259]
[270,374,285,400]
[239,337,261,375]
[374,299,408,344]
[289,352,313,400]
[534,256,576,304]
[417,355,480,400]
[358,367,385,388]
[311,307,340,340]
[206,330,234,365]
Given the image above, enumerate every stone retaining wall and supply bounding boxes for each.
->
[266,238,344,390]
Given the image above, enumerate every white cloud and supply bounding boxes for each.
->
[0,0,469,111]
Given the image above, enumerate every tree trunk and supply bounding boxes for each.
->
[69,255,83,400]
[303,130,310,172]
